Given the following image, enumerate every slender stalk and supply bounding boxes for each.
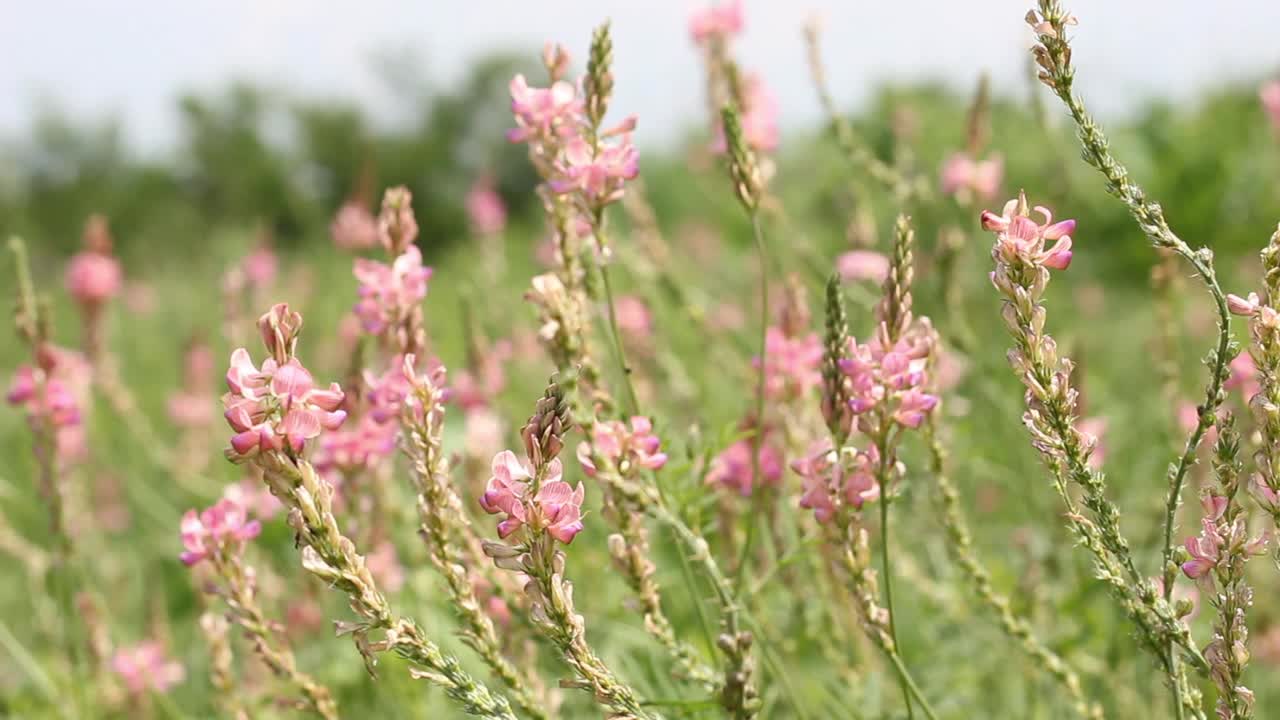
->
[734,212,770,587]
[596,238,642,415]
[876,445,913,719]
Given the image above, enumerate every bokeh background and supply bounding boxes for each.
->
[4,1,1280,718]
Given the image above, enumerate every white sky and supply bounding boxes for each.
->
[1,1,1278,152]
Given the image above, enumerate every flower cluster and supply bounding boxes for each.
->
[839,330,938,431]
[707,428,784,497]
[940,152,1003,203]
[222,306,347,460]
[353,245,432,337]
[331,201,380,251]
[65,215,122,309]
[981,193,1075,271]
[1181,496,1266,584]
[689,0,744,44]
[111,641,185,696]
[1262,80,1280,131]
[6,345,90,460]
[179,497,262,566]
[755,326,823,400]
[480,451,584,544]
[577,416,668,478]
[548,135,640,207]
[466,178,508,236]
[507,75,583,147]
[791,444,879,524]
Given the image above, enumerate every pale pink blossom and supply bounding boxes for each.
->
[331,201,380,251]
[111,641,184,695]
[754,326,823,399]
[707,431,785,497]
[549,134,640,206]
[241,244,278,290]
[1251,473,1280,515]
[222,477,283,520]
[364,357,418,424]
[614,295,654,344]
[1261,81,1280,131]
[839,334,939,430]
[1227,292,1261,316]
[366,540,405,593]
[466,179,507,236]
[507,75,583,145]
[222,349,347,460]
[479,451,583,543]
[1077,416,1108,470]
[167,391,213,428]
[7,346,90,460]
[1181,517,1223,581]
[313,414,398,475]
[464,409,505,460]
[179,497,262,566]
[353,246,432,336]
[1226,352,1259,401]
[713,73,779,154]
[837,250,890,283]
[981,195,1076,270]
[65,251,122,307]
[689,0,744,44]
[940,152,1003,202]
[577,416,668,477]
[790,444,882,523]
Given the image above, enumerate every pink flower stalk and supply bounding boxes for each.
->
[940,152,1003,202]
[549,134,640,207]
[507,75,584,145]
[576,416,668,477]
[791,444,880,523]
[613,295,654,345]
[111,641,185,695]
[713,73,779,154]
[179,497,262,566]
[1261,81,1280,131]
[241,244,278,290]
[366,540,405,593]
[7,345,91,460]
[331,201,380,251]
[689,0,744,44]
[352,246,432,336]
[314,414,398,476]
[1180,517,1222,581]
[981,194,1076,271]
[479,450,583,544]
[1181,494,1267,584]
[222,348,347,460]
[466,179,507,236]
[753,326,823,400]
[839,334,939,430]
[364,356,423,423]
[1077,416,1107,470]
[65,250,123,309]
[223,477,283,520]
[837,250,890,284]
[707,432,785,497]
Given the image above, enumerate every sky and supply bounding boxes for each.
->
[1,1,1278,153]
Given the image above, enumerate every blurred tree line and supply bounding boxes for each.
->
[1,48,1277,281]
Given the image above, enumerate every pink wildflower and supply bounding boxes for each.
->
[241,244,278,290]
[614,295,654,345]
[790,444,880,523]
[1227,292,1261,317]
[711,73,778,154]
[1226,352,1259,401]
[577,416,668,477]
[1262,81,1280,131]
[837,250,890,284]
[707,431,785,497]
[507,75,583,145]
[221,348,346,460]
[366,540,405,593]
[549,134,639,206]
[754,326,823,399]
[981,194,1076,270]
[1181,517,1223,581]
[111,641,184,695]
[179,497,262,566]
[1077,416,1107,470]
[940,152,1003,202]
[464,408,505,461]
[689,0,744,44]
[65,250,122,308]
[479,450,583,543]
[353,246,432,336]
[7,346,90,460]
[839,334,938,429]
[466,179,507,236]
[313,414,398,475]
[331,201,380,251]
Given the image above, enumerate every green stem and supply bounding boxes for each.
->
[595,220,641,415]
[878,453,914,720]
[887,652,941,720]
[735,213,770,587]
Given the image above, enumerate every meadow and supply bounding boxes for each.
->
[5,2,1280,718]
